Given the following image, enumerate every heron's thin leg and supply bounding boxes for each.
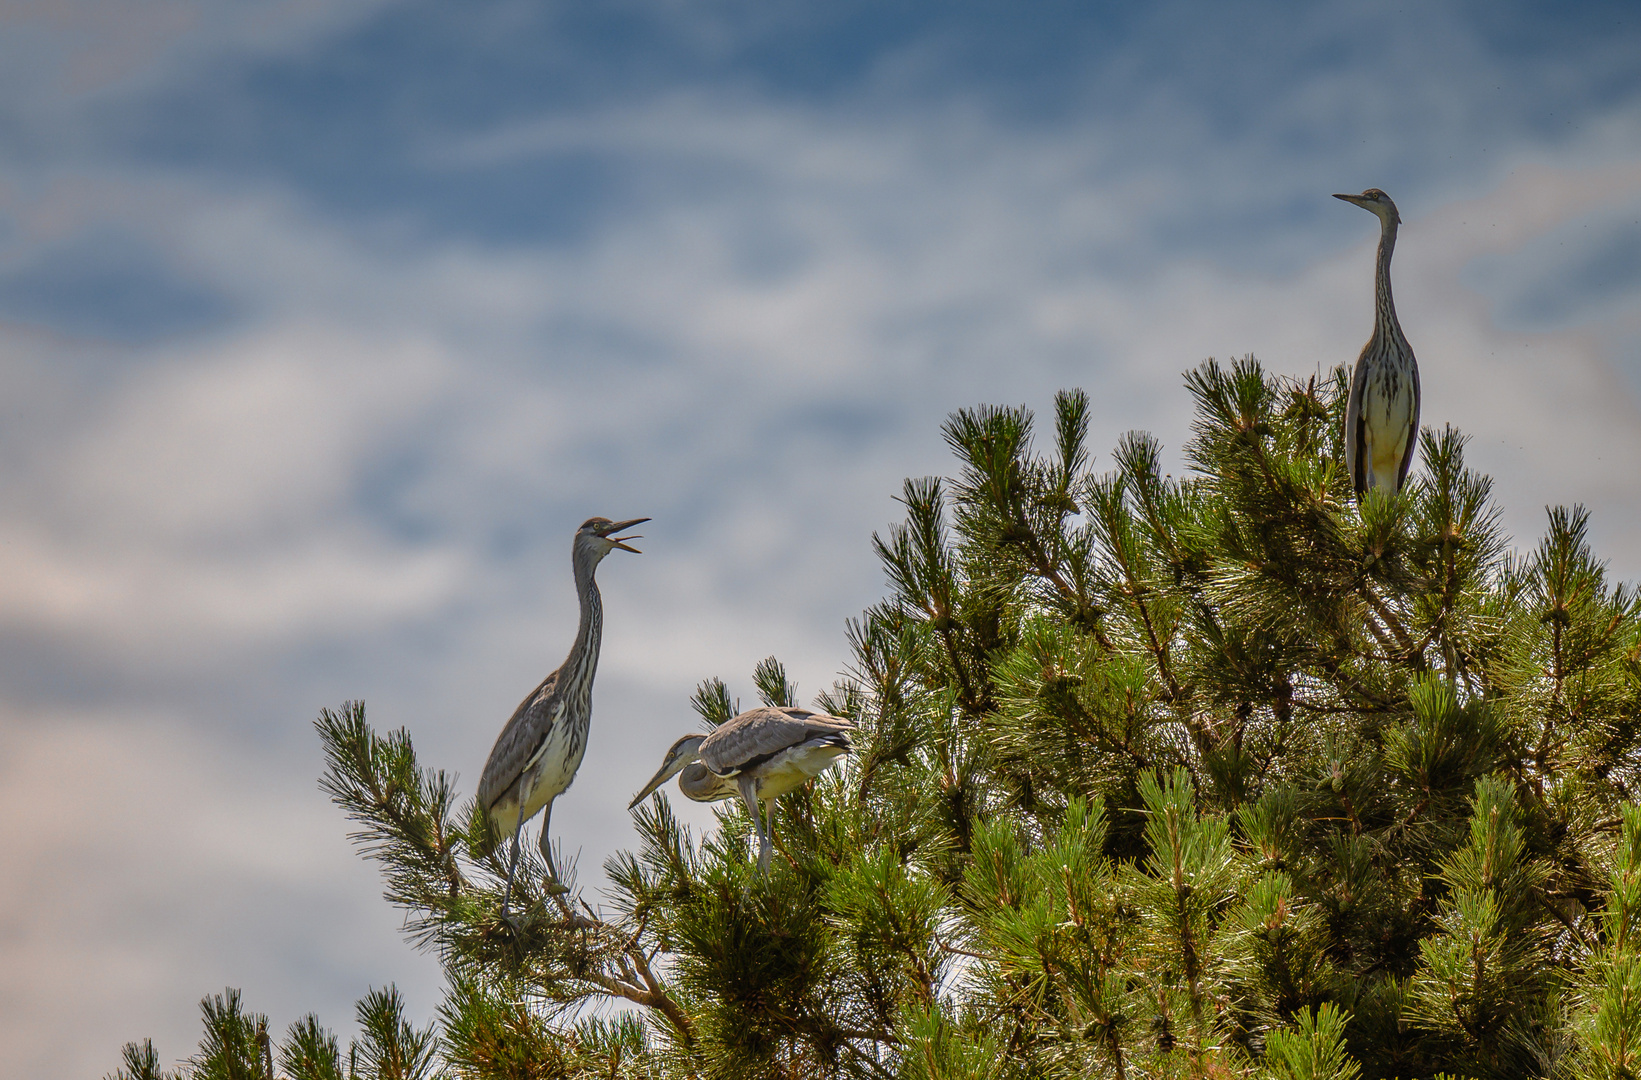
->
[500,775,529,918]
[758,799,776,874]
[537,800,564,890]
[763,798,804,869]
[737,776,762,871]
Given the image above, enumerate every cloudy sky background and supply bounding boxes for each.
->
[1,1,1639,1075]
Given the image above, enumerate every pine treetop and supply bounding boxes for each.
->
[116,359,1641,1080]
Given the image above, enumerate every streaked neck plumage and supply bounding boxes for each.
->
[563,544,606,709]
[1372,214,1406,350]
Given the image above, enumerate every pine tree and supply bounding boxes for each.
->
[115,358,1641,1079]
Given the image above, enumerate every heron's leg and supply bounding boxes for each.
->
[758,799,776,874]
[537,800,568,894]
[737,776,763,871]
[500,776,530,918]
[762,798,802,869]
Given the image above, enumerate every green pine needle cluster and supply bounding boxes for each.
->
[116,358,1641,1079]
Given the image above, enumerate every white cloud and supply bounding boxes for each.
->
[2,14,1640,1076]
[0,325,470,657]
[64,330,449,539]
[0,704,444,1080]
[0,0,399,99]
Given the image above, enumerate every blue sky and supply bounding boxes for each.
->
[2,2,1639,1076]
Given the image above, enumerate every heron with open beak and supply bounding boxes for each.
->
[478,516,648,913]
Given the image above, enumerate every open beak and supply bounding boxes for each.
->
[629,754,685,810]
[598,517,650,554]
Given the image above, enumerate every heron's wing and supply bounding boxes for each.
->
[1345,351,1370,495]
[1395,354,1421,490]
[477,670,565,811]
[780,705,858,735]
[698,706,856,775]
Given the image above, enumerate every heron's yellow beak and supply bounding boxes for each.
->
[599,517,650,553]
[1332,192,1366,206]
[629,759,679,810]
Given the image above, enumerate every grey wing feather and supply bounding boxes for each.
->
[1395,358,1421,489]
[477,671,563,811]
[1345,353,1369,494]
[699,706,856,775]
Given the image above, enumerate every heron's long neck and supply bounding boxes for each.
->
[1373,218,1404,344]
[563,550,604,704]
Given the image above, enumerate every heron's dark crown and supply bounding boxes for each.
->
[668,733,708,758]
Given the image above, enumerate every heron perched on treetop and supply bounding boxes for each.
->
[478,515,648,912]
[1335,188,1421,498]
[629,706,856,873]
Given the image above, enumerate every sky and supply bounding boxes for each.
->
[1,1,1639,1076]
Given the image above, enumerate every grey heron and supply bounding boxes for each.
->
[478,515,648,912]
[629,706,856,872]
[1336,187,1421,497]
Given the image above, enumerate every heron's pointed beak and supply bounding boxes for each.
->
[599,517,650,554]
[1333,193,1365,206]
[629,753,689,810]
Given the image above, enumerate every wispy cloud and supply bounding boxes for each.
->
[2,3,1639,1076]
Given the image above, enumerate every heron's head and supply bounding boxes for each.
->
[629,734,708,809]
[576,516,650,562]
[1333,188,1401,226]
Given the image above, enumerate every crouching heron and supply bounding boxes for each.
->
[478,515,648,914]
[630,705,856,872]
